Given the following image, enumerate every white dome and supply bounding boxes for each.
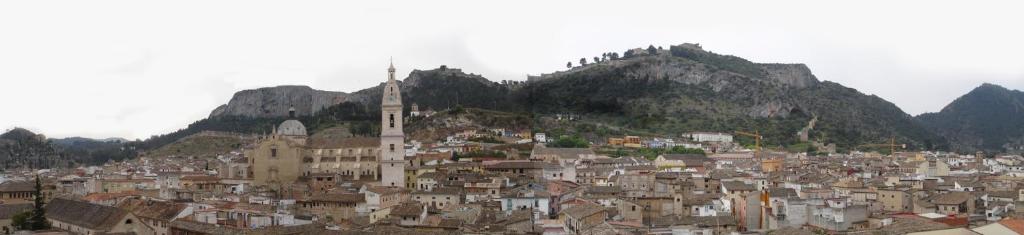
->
[277,120,307,136]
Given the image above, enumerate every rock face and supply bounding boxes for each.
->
[761,63,819,88]
[209,85,349,118]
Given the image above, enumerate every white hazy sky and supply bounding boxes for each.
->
[2,0,1023,140]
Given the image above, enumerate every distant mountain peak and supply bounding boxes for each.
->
[209,85,350,118]
[1,127,44,141]
[917,82,1024,153]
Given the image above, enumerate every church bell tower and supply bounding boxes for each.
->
[380,60,406,187]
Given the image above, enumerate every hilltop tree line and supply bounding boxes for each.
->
[566,44,667,68]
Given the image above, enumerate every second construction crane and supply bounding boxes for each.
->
[858,136,906,157]
[735,130,763,161]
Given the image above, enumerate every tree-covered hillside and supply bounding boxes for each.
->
[917,83,1024,153]
[128,43,959,159]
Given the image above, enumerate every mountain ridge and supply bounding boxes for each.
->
[916,83,1024,153]
[189,43,949,152]
[16,43,1024,168]
[209,85,350,118]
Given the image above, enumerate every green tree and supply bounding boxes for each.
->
[468,136,503,143]
[450,105,466,114]
[11,211,30,231]
[647,45,657,55]
[548,135,589,148]
[29,175,50,230]
[668,146,705,155]
[579,58,587,66]
[566,61,572,68]
[613,148,625,158]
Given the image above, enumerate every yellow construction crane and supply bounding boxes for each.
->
[857,136,906,156]
[735,130,762,160]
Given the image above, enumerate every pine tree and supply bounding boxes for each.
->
[29,175,50,230]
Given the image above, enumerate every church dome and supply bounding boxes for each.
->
[277,120,307,136]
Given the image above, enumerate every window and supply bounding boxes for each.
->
[271,148,278,157]
[125,219,133,224]
[389,114,395,128]
[390,144,395,152]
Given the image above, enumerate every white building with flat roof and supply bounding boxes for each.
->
[684,132,733,143]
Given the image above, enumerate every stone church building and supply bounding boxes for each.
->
[246,62,406,189]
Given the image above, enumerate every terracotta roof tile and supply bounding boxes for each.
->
[999,218,1024,234]
[45,198,130,231]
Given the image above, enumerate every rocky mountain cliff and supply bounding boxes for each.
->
[209,85,349,118]
[916,84,1024,153]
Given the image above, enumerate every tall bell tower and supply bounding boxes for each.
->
[380,60,406,187]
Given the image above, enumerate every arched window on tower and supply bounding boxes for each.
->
[389,114,395,128]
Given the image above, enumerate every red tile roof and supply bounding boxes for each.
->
[999,218,1024,234]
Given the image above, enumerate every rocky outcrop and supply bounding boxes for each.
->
[209,85,349,118]
[761,63,819,88]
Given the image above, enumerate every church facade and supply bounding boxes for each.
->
[246,63,407,189]
[248,113,309,187]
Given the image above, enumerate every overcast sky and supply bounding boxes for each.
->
[2,0,1022,140]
